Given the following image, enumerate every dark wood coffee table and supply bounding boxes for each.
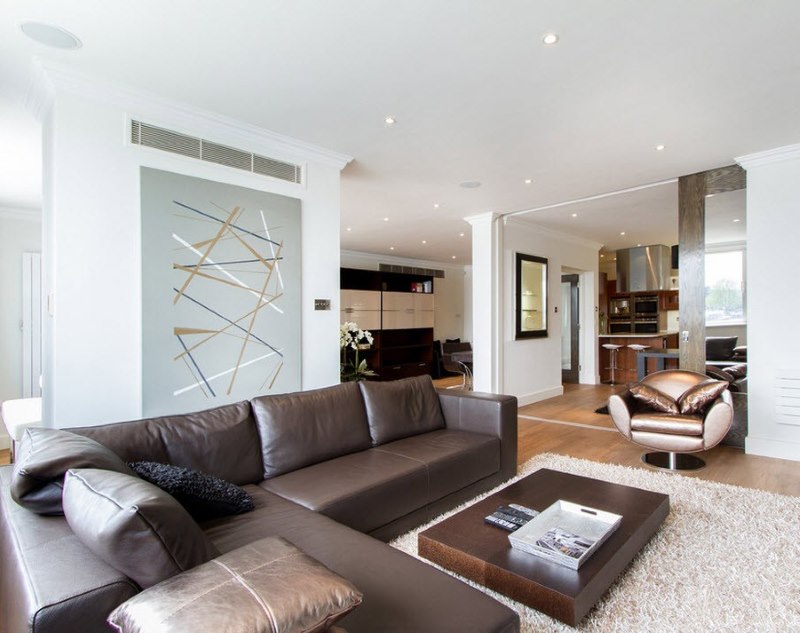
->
[418,468,669,626]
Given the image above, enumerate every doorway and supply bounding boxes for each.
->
[561,274,579,383]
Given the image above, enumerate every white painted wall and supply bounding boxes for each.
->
[340,250,469,342]
[0,209,41,449]
[502,219,601,406]
[35,67,350,427]
[738,144,800,462]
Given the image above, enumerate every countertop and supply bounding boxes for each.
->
[598,331,678,338]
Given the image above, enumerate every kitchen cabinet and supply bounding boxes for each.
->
[659,290,679,311]
[341,268,435,380]
[340,289,381,331]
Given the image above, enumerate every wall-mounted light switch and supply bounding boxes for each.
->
[681,330,689,342]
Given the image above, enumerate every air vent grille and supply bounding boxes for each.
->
[379,264,445,279]
[776,371,800,426]
[130,120,302,184]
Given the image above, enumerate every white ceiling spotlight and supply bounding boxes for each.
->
[451,255,457,259]
[19,21,82,49]
[620,231,626,236]
[542,33,560,45]
[524,178,533,184]
[384,116,396,126]
[571,213,577,218]
[383,217,389,222]
[655,144,665,151]
[433,203,440,208]
[460,181,481,189]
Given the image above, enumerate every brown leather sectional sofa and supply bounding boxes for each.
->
[0,376,520,633]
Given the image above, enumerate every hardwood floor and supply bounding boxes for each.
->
[517,383,800,497]
[4,383,798,496]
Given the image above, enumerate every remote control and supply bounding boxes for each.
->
[491,511,529,527]
[484,514,519,531]
[495,505,537,522]
[508,503,539,518]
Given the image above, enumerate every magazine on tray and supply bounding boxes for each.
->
[507,500,622,569]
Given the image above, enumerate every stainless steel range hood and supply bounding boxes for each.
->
[615,245,671,292]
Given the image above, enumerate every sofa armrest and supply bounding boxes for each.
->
[436,390,517,481]
[703,391,734,450]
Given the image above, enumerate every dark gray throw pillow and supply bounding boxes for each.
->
[129,461,254,519]
[63,468,218,588]
[11,427,134,515]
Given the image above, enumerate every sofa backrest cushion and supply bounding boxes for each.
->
[63,468,218,589]
[358,375,445,446]
[251,382,372,478]
[11,427,135,515]
[71,401,263,486]
[706,336,738,361]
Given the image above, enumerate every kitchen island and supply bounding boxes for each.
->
[598,332,679,384]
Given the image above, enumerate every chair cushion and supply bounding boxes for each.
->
[677,380,729,415]
[63,468,218,588]
[358,375,445,446]
[629,384,679,414]
[107,537,363,633]
[631,413,704,436]
[723,363,748,379]
[251,382,372,479]
[129,461,254,520]
[11,427,134,515]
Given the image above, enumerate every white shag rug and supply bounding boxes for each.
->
[390,453,800,632]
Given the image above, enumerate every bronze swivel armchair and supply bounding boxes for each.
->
[608,369,733,471]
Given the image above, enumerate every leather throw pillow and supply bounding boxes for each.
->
[129,461,254,520]
[108,536,363,633]
[63,468,218,588]
[629,383,679,414]
[11,427,134,515]
[677,380,729,415]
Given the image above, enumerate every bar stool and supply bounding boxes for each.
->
[627,344,650,382]
[602,343,623,385]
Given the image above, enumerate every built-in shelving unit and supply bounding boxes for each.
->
[341,268,435,381]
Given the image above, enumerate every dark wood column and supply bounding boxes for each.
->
[677,165,746,372]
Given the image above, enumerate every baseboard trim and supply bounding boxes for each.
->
[517,386,564,408]
[745,436,800,462]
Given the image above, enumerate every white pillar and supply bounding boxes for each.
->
[466,212,502,393]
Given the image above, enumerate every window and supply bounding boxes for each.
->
[705,247,745,325]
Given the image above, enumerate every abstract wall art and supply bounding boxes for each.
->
[141,168,301,416]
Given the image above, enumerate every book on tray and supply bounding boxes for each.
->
[507,500,622,569]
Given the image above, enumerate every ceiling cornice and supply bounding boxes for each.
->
[736,143,800,170]
[504,216,604,250]
[341,249,468,273]
[35,61,354,170]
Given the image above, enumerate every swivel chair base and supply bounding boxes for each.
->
[642,451,705,471]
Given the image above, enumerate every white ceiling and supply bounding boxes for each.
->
[0,1,797,261]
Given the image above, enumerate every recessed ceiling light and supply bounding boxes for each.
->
[524,178,533,185]
[451,255,457,260]
[706,193,716,198]
[421,240,427,244]
[600,254,605,258]
[542,33,559,45]
[384,116,396,126]
[460,181,481,189]
[459,232,465,237]
[383,217,389,222]
[433,203,440,208]
[19,21,82,49]
[655,144,665,151]
[733,218,741,223]
[620,231,626,236]
[346,227,352,232]
[389,246,395,250]
[637,243,642,247]
[571,213,577,218]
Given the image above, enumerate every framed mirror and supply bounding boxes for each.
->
[515,253,548,339]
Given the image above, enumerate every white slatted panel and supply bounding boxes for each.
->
[776,370,800,425]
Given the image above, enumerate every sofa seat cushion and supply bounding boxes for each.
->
[201,487,519,633]
[376,429,500,503]
[258,450,428,534]
[631,413,704,436]
[252,382,373,478]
